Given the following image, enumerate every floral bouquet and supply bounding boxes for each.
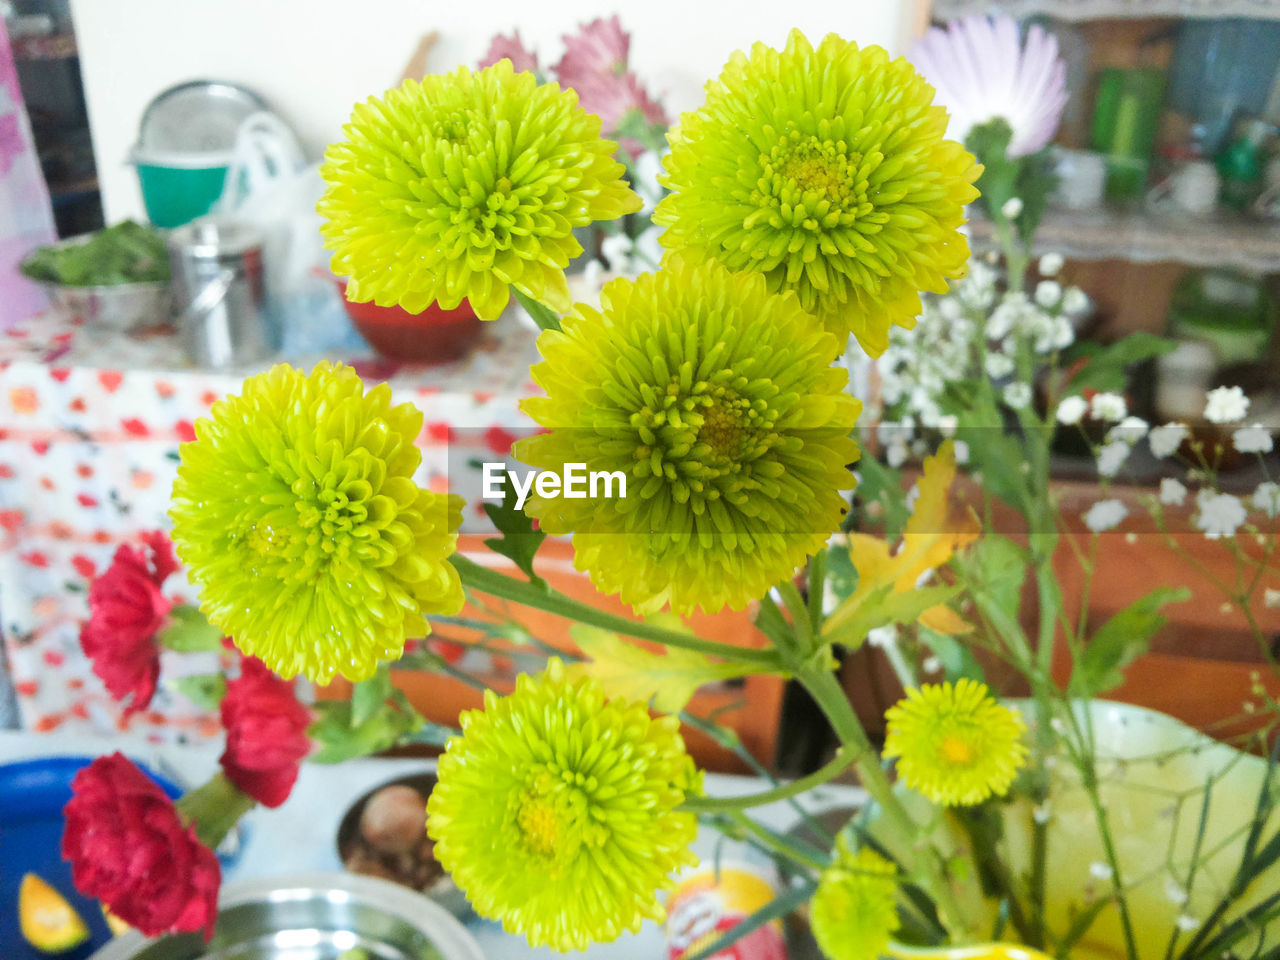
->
[58,14,1280,960]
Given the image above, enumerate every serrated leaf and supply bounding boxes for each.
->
[157,605,223,653]
[172,673,227,711]
[1062,332,1176,396]
[920,626,986,683]
[961,535,1028,622]
[566,623,753,714]
[1070,587,1190,696]
[481,474,547,587]
[308,693,425,764]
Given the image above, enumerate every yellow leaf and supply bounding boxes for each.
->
[918,604,973,636]
[566,624,753,714]
[824,442,976,641]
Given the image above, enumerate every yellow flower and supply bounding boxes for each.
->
[169,362,463,683]
[884,679,1028,806]
[655,30,981,356]
[426,659,700,951]
[810,838,901,960]
[319,60,641,321]
[515,258,861,616]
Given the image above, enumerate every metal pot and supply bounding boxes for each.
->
[87,872,483,960]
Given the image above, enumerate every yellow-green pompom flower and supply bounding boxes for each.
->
[169,362,464,683]
[318,59,642,321]
[810,839,901,960]
[883,679,1028,806]
[654,30,981,357]
[513,258,861,616]
[427,659,700,951]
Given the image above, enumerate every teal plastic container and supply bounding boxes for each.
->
[133,151,230,228]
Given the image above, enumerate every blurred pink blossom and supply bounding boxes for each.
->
[577,71,667,152]
[478,30,539,73]
[910,15,1068,158]
[553,16,630,86]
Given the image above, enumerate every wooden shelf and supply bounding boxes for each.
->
[968,206,1280,273]
[931,0,1280,21]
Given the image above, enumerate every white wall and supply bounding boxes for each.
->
[70,0,928,223]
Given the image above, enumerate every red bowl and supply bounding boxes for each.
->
[338,282,483,364]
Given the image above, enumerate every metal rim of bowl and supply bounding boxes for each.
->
[86,871,484,960]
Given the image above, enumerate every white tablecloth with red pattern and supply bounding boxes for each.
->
[0,312,541,738]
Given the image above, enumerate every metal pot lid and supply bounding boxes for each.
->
[137,80,269,155]
[165,215,263,258]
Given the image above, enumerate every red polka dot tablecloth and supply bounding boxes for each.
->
[0,312,542,739]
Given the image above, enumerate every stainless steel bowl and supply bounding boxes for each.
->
[41,280,172,332]
[87,872,483,960]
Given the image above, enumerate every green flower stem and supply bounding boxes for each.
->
[512,287,562,332]
[807,550,827,632]
[725,809,828,873]
[452,555,781,668]
[681,749,856,813]
[798,664,973,940]
[175,773,256,851]
[777,581,814,649]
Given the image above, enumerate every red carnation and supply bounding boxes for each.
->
[79,531,178,714]
[62,753,220,939]
[219,657,312,808]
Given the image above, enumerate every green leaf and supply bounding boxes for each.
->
[920,627,986,683]
[824,583,963,650]
[308,692,425,764]
[157,605,224,653]
[482,474,547,587]
[512,286,562,332]
[568,624,755,714]
[1061,332,1176,396]
[962,535,1028,623]
[350,667,393,729]
[1070,587,1191,696]
[172,673,227,711]
[851,453,913,539]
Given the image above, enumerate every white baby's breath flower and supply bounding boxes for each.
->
[985,353,1016,379]
[1001,196,1024,219]
[1062,287,1089,316]
[1004,382,1032,410]
[1033,803,1052,824]
[1089,862,1114,881]
[1254,481,1280,519]
[1175,914,1200,932]
[1196,491,1247,539]
[987,294,1027,340]
[1204,385,1249,425]
[937,414,959,438]
[1149,422,1189,459]
[1107,416,1149,444]
[953,440,970,464]
[887,440,909,469]
[1264,588,1280,609]
[1085,499,1128,533]
[1035,280,1062,308]
[1096,441,1130,478]
[1164,878,1189,907]
[1090,393,1127,423]
[921,656,943,674]
[1057,395,1088,426]
[1039,253,1064,277]
[1051,317,1074,350]
[1159,478,1188,506]
[1233,424,1274,455]
[938,296,964,321]
[867,626,898,649]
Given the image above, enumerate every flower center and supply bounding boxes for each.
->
[517,797,563,857]
[697,400,749,460]
[512,771,608,862]
[760,132,864,212]
[940,735,975,766]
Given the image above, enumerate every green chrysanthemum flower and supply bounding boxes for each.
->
[318,60,642,321]
[513,258,861,616]
[654,30,981,357]
[883,679,1028,806]
[810,839,901,960]
[169,362,463,683]
[426,658,700,952]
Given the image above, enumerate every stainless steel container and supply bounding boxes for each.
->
[88,872,483,960]
[166,216,274,369]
